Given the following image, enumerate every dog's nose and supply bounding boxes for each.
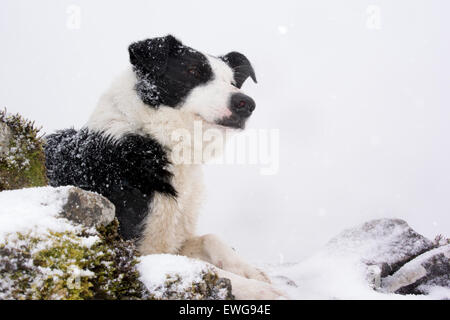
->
[230,93,255,117]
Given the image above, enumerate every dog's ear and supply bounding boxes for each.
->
[128,35,182,77]
[220,51,257,88]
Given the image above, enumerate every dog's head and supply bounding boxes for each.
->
[128,35,257,129]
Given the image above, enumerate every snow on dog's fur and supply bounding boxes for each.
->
[45,35,286,299]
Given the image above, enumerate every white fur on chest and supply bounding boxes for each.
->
[85,69,226,254]
[139,163,204,254]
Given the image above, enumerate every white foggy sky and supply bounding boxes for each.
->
[1,0,449,263]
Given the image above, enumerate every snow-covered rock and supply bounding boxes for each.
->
[326,219,435,277]
[138,254,233,300]
[0,186,147,300]
[0,186,81,239]
[268,219,449,300]
[0,186,114,238]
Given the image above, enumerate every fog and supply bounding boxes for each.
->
[1,0,449,263]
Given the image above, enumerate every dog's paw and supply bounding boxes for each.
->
[227,263,272,284]
[232,278,288,300]
[244,266,272,284]
[216,268,288,300]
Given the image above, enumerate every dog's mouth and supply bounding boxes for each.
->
[215,114,247,130]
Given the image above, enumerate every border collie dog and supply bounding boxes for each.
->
[45,35,285,299]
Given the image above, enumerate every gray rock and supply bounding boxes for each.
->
[59,186,115,228]
[326,218,435,277]
[381,244,450,295]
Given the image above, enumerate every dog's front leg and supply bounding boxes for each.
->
[179,234,287,299]
[180,234,270,283]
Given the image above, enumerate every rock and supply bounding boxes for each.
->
[381,244,450,295]
[0,219,149,300]
[60,187,115,228]
[0,186,151,300]
[0,110,47,191]
[326,218,435,278]
[323,218,449,298]
[138,254,234,300]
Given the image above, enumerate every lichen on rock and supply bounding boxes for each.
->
[0,110,47,191]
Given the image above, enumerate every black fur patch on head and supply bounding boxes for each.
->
[45,129,176,240]
[129,35,213,107]
[220,51,257,89]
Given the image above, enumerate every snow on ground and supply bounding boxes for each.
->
[266,255,449,300]
[0,186,79,239]
[266,254,415,300]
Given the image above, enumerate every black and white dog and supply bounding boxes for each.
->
[45,35,285,299]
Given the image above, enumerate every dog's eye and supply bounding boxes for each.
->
[231,82,238,88]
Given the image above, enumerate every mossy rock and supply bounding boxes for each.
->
[154,271,233,300]
[0,219,149,300]
[0,110,47,191]
[0,216,233,300]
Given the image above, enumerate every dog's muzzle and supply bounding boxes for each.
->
[217,93,256,129]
